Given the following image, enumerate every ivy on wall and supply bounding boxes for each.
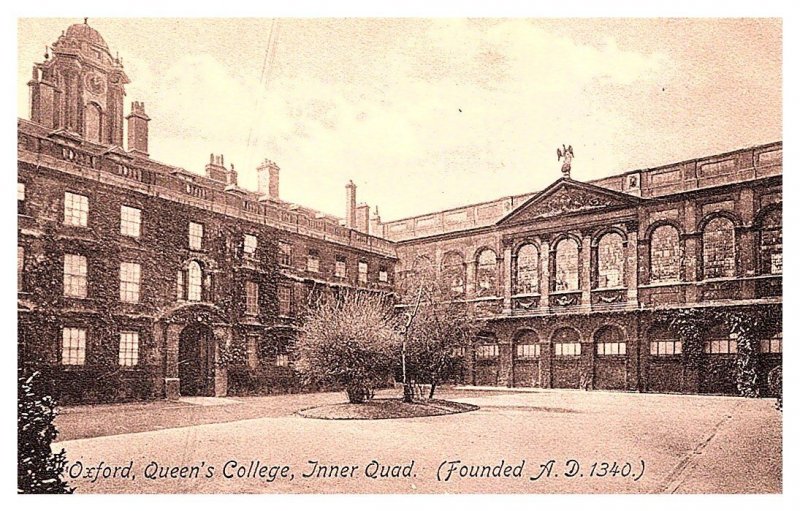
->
[659,304,781,397]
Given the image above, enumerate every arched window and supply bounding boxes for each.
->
[554,238,579,291]
[595,325,626,356]
[412,255,434,281]
[187,261,203,301]
[441,252,466,298]
[515,330,540,359]
[597,232,624,288]
[650,225,681,283]
[85,103,102,143]
[552,327,581,356]
[476,249,498,297]
[648,324,682,356]
[759,208,782,275]
[515,244,539,294]
[475,332,499,359]
[702,217,736,279]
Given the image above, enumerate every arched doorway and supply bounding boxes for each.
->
[178,323,216,397]
[513,329,541,387]
[593,325,628,390]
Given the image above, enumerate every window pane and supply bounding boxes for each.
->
[651,225,681,283]
[358,261,368,284]
[120,262,141,303]
[120,206,141,238]
[245,281,259,315]
[554,239,579,291]
[515,244,540,294]
[476,249,498,296]
[597,233,624,288]
[64,192,88,227]
[189,222,204,250]
[119,331,139,366]
[18,182,25,202]
[703,217,736,279]
[187,261,202,301]
[64,254,88,298]
[244,234,258,254]
[62,327,86,365]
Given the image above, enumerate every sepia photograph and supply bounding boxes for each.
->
[15,12,784,496]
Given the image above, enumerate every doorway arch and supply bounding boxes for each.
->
[178,323,216,396]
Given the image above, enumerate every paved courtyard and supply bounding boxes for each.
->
[52,388,781,494]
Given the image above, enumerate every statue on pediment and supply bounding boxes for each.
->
[557,144,574,179]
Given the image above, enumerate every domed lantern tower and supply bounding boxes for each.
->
[28,19,129,146]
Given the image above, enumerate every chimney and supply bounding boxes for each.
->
[356,203,370,234]
[126,101,150,156]
[345,180,357,229]
[370,206,382,237]
[205,153,232,183]
[257,159,280,201]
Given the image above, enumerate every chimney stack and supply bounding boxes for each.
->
[356,202,370,234]
[126,101,150,156]
[345,180,357,228]
[257,159,280,201]
[205,153,236,184]
[370,206,382,237]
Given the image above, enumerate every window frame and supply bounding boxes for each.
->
[61,327,87,366]
[188,222,204,251]
[120,205,142,238]
[63,191,89,227]
[118,330,140,367]
[245,280,259,316]
[63,253,88,298]
[119,261,141,303]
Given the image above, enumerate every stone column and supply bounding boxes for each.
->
[465,260,477,298]
[540,340,553,388]
[683,200,700,303]
[213,326,231,397]
[581,234,592,306]
[498,338,513,387]
[540,240,550,309]
[502,245,513,313]
[626,227,639,304]
[164,323,183,400]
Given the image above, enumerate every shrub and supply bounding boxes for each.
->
[18,370,73,494]
[294,291,401,403]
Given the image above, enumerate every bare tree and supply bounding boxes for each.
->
[398,269,480,401]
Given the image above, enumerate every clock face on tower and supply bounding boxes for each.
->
[84,71,106,95]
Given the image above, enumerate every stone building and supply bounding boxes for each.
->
[376,142,782,395]
[17,21,782,403]
[18,22,396,403]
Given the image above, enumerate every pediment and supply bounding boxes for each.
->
[497,178,641,225]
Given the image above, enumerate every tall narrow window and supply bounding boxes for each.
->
[247,335,259,369]
[119,331,139,367]
[554,238,579,291]
[378,266,389,283]
[64,192,89,227]
[120,262,141,303]
[120,205,141,238]
[187,261,202,301]
[278,241,292,266]
[61,327,86,365]
[335,256,347,278]
[650,225,681,283]
[307,250,320,273]
[358,261,368,285]
[476,249,498,297]
[759,209,782,275]
[278,285,293,316]
[176,270,184,300]
[597,233,624,288]
[515,244,539,294]
[189,222,204,250]
[702,217,736,279]
[244,234,258,256]
[442,252,466,298]
[64,254,87,298]
[245,281,259,315]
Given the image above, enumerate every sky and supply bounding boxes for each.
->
[17,18,782,222]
